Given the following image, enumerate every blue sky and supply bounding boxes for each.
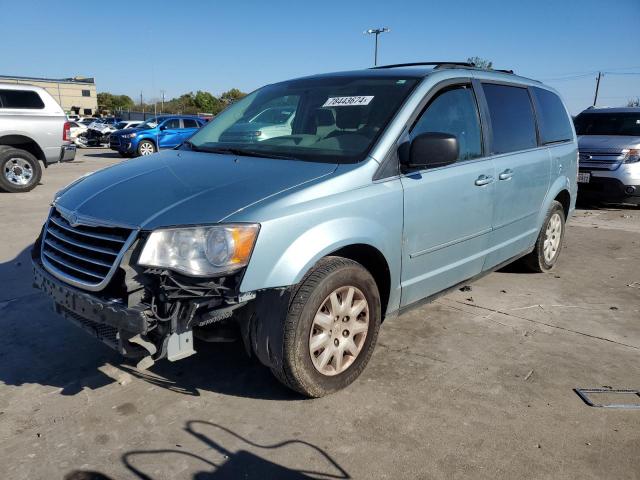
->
[2,0,639,113]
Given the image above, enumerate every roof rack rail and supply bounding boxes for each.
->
[370,62,517,75]
[370,62,475,70]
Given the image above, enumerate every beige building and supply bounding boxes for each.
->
[0,74,97,116]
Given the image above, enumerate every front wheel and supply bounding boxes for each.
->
[271,257,381,397]
[137,140,156,156]
[0,148,42,193]
[523,200,566,272]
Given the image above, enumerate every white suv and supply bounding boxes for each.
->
[575,107,640,205]
[0,83,76,192]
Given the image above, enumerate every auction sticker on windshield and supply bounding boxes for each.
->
[323,96,374,107]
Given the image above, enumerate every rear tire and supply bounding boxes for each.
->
[271,257,381,397]
[136,140,156,157]
[523,200,565,272]
[0,148,42,193]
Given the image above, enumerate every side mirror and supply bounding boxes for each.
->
[159,124,168,131]
[402,132,459,170]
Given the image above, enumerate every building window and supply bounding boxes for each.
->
[83,108,92,115]
[82,90,91,97]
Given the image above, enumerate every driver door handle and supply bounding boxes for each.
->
[499,169,514,181]
[474,174,494,186]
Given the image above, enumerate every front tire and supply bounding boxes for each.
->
[523,200,566,272]
[271,257,381,397]
[137,140,156,157]
[0,148,42,193]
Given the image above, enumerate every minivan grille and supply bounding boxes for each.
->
[41,208,135,290]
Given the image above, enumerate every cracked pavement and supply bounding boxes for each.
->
[1,149,639,479]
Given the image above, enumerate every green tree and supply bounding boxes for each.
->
[97,92,135,112]
[628,97,640,107]
[219,88,246,105]
[194,90,222,114]
[467,56,493,69]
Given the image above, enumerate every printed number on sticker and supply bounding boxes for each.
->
[323,96,374,107]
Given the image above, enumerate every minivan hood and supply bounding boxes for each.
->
[55,150,337,229]
[578,135,640,152]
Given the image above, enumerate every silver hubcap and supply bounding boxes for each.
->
[4,158,33,186]
[139,143,154,155]
[309,286,369,376]
[543,212,562,263]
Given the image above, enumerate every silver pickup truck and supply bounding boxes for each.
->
[0,83,76,192]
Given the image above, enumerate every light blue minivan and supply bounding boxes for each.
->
[33,62,577,397]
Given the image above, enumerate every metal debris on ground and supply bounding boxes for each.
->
[574,388,640,409]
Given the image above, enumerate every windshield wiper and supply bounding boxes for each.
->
[199,146,296,160]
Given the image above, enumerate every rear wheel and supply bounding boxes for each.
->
[271,257,381,397]
[137,140,156,157]
[0,148,42,193]
[523,200,565,272]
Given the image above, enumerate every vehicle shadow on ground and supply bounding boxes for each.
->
[79,151,122,159]
[65,421,350,480]
[0,246,298,401]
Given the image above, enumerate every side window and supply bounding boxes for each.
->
[163,119,180,129]
[82,90,91,97]
[182,119,199,128]
[482,84,537,154]
[411,85,483,162]
[0,89,45,109]
[531,87,573,144]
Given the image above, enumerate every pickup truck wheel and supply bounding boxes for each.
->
[523,200,565,272]
[137,140,156,156]
[272,257,381,397]
[0,148,42,193]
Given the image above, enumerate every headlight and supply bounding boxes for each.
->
[123,133,137,138]
[622,148,640,164]
[138,224,260,276]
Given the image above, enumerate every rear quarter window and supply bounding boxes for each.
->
[482,83,537,154]
[0,89,45,109]
[531,87,573,144]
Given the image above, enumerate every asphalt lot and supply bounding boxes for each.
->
[1,148,639,480]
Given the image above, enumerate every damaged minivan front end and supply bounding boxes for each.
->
[32,204,265,370]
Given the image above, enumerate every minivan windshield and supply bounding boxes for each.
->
[574,112,640,136]
[187,76,418,163]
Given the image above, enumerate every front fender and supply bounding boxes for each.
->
[238,176,404,313]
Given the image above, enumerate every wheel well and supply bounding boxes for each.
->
[555,189,571,218]
[329,244,391,318]
[0,135,45,162]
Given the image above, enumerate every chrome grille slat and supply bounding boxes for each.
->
[43,250,105,280]
[49,216,128,244]
[41,208,136,290]
[44,238,113,268]
[45,227,119,256]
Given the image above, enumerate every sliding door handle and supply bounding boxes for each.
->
[499,169,514,180]
[474,174,494,186]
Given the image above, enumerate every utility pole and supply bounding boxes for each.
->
[593,72,602,106]
[364,27,390,66]
[160,90,165,113]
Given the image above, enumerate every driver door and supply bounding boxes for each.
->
[157,118,182,149]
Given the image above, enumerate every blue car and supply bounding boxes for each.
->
[109,115,205,157]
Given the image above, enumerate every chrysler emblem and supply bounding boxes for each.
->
[59,208,80,227]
